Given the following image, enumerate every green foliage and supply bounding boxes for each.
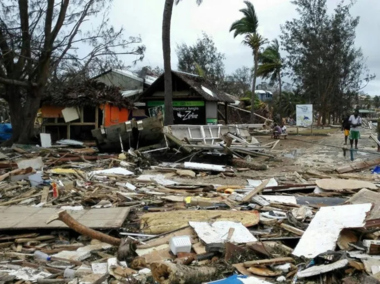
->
[241,91,265,110]
[374,96,380,108]
[176,33,225,84]
[219,67,253,97]
[257,39,283,88]
[243,33,268,56]
[273,91,305,118]
[229,1,259,37]
[281,0,374,124]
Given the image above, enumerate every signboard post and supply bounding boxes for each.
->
[296,104,313,128]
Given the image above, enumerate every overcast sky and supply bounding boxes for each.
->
[110,0,380,95]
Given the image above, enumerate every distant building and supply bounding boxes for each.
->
[136,71,235,125]
[40,69,158,141]
[255,90,273,102]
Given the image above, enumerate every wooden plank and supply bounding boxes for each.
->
[316,179,376,191]
[240,179,270,204]
[140,210,260,234]
[280,223,304,236]
[0,206,130,230]
[40,187,50,204]
[244,257,294,267]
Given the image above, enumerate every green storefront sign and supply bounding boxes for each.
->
[147,101,206,124]
[147,101,205,107]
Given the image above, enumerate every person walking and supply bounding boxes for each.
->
[341,114,350,145]
[349,109,362,149]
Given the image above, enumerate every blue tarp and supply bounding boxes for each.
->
[206,275,272,284]
[0,123,12,141]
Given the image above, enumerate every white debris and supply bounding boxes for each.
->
[189,221,257,245]
[293,204,372,258]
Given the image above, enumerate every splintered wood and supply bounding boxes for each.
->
[140,210,260,234]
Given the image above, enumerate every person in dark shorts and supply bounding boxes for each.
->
[341,114,350,145]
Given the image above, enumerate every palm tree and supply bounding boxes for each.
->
[243,33,267,104]
[162,0,203,125]
[257,39,283,96]
[230,1,263,119]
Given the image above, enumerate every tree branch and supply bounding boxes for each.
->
[50,0,70,44]
[0,19,14,73]
[0,76,37,88]
[15,0,32,77]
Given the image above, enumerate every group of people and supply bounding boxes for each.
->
[342,109,362,149]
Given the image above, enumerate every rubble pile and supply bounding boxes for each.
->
[0,142,379,284]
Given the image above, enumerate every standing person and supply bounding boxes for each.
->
[342,114,350,145]
[281,124,287,134]
[349,109,362,149]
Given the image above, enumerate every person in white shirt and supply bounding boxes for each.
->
[281,124,287,134]
[348,109,362,149]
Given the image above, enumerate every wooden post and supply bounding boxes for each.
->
[225,103,228,124]
[95,107,99,129]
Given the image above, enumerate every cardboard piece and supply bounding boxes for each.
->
[40,133,52,148]
[62,107,79,122]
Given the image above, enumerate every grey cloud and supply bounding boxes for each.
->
[111,0,379,95]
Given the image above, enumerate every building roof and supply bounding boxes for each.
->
[91,69,158,86]
[137,71,235,103]
[43,81,132,108]
[255,90,273,95]
[359,109,376,114]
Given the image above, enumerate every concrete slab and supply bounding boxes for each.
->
[0,206,130,230]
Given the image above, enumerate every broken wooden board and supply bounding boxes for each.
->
[0,206,130,230]
[297,259,348,278]
[348,189,380,220]
[336,158,380,174]
[244,257,294,267]
[293,203,372,258]
[240,179,270,204]
[247,266,282,277]
[140,210,260,234]
[136,227,196,250]
[316,179,377,191]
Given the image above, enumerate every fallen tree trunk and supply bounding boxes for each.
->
[47,210,121,246]
[150,262,218,284]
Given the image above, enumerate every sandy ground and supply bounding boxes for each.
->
[159,127,380,186]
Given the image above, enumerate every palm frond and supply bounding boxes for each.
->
[242,33,268,50]
[230,1,259,37]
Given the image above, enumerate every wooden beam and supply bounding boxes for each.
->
[225,103,228,124]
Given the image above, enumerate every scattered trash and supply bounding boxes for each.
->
[0,124,375,283]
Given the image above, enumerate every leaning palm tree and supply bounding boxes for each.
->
[257,39,283,97]
[162,0,203,125]
[242,33,267,118]
[230,1,262,119]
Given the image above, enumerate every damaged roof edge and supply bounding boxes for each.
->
[135,71,235,104]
